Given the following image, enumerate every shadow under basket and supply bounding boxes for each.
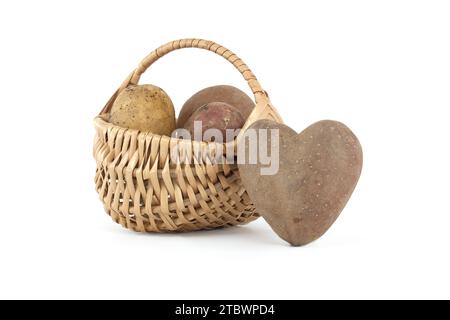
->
[93,38,283,232]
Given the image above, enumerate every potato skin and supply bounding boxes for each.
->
[183,102,245,141]
[109,84,176,136]
[177,85,254,127]
[238,119,363,246]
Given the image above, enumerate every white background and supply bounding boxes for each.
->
[0,0,449,299]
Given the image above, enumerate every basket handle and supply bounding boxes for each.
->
[125,39,267,101]
[100,39,271,115]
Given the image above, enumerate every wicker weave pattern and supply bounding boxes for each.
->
[94,39,283,232]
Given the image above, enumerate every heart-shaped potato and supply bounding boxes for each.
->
[238,119,363,246]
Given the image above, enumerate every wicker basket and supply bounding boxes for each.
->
[93,39,283,232]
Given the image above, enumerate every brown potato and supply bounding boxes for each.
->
[183,102,245,142]
[238,119,363,246]
[177,85,254,127]
[109,84,176,136]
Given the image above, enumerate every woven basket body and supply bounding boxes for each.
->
[93,39,283,232]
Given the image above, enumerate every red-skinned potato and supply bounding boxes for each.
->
[183,102,245,142]
[177,85,254,127]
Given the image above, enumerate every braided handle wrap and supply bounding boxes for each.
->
[120,39,267,102]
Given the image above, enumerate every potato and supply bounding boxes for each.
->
[183,102,245,142]
[238,120,363,246]
[177,85,254,127]
[109,84,176,136]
